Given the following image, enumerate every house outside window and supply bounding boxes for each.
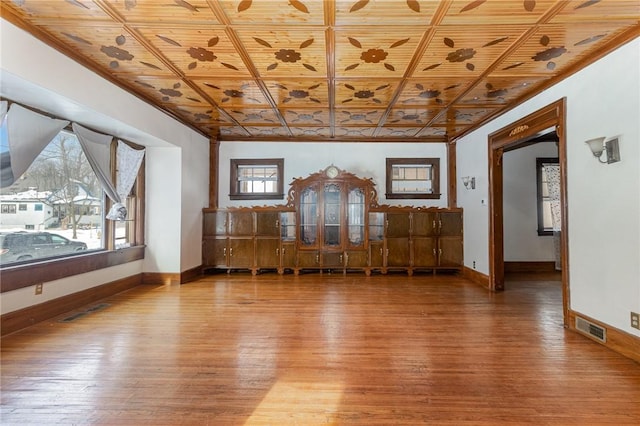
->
[385,158,440,199]
[230,158,284,200]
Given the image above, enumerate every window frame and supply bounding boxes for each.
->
[536,157,558,236]
[0,124,145,293]
[385,158,440,200]
[229,158,284,200]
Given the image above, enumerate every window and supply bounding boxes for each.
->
[18,204,27,211]
[385,158,440,199]
[230,158,284,200]
[0,127,144,267]
[1,204,17,214]
[536,157,558,236]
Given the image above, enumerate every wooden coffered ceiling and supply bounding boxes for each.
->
[2,0,639,143]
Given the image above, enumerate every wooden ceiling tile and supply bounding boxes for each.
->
[385,108,440,126]
[415,126,448,138]
[224,107,282,125]
[335,80,399,106]
[103,0,219,24]
[334,127,377,138]
[455,75,544,106]
[282,109,330,126]
[26,23,175,77]
[431,107,494,125]
[397,79,472,107]
[441,0,558,25]
[217,0,325,25]
[235,29,328,77]
[494,22,638,76]
[135,25,250,77]
[172,105,227,127]
[194,79,271,107]
[551,0,640,23]
[128,76,211,106]
[243,126,292,138]
[334,0,439,26]
[219,126,251,138]
[334,28,425,78]
[413,25,529,77]
[334,108,384,126]
[8,0,111,21]
[264,80,330,107]
[375,127,422,138]
[289,127,333,138]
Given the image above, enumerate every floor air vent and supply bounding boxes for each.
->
[59,303,110,323]
[575,316,606,343]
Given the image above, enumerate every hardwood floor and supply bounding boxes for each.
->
[2,272,639,425]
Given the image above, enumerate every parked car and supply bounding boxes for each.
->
[0,231,88,265]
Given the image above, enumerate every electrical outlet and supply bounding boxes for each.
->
[35,283,43,295]
[631,312,640,330]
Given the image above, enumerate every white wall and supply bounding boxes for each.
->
[457,37,640,336]
[503,143,558,261]
[0,20,209,314]
[218,142,449,208]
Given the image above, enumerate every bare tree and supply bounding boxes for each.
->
[28,132,101,239]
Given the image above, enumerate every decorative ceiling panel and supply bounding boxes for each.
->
[216,0,326,25]
[134,25,249,77]
[264,80,330,107]
[493,22,638,76]
[2,0,638,143]
[335,0,439,26]
[235,29,328,77]
[33,23,175,77]
[194,79,271,107]
[413,25,529,78]
[334,108,384,126]
[334,28,425,78]
[103,0,220,24]
[283,109,331,126]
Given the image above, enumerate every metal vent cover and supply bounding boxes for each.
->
[575,316,606,343]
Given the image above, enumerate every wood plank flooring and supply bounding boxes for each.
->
[2,272,639,425]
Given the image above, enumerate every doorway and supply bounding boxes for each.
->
[488,99,569,327]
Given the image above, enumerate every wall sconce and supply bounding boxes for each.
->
[585,137,620,164]
[461,176,476,190]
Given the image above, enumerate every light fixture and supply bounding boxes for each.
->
[461,176,475,190]
[585,137,620,164]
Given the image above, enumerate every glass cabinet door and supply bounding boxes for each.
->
[347,187,365,247]
[323,183,341,247]
[280,211,296,242]
[299,186,318,247]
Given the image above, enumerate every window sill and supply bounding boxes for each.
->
[385,193,442,200]
[0,245,145,293]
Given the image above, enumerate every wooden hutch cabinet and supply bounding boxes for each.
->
[202,166,463,275]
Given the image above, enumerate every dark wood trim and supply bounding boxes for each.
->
[488,98,569,328]
[180,265,204,284]
[141,272,181,285]
[447,141,457,208]
[568,310,640,364]
[504,261,556,274]
[1,274,142,336]
[462,266,490,289]
[209,138,219,209]
[0,246,145,293]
